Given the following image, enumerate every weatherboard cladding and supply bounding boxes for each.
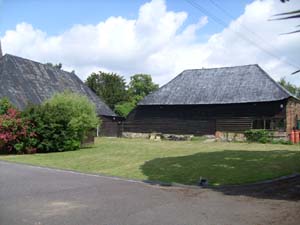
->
[0,54,116,117]
[139,65,292,105]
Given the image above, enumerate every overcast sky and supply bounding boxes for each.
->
[1,0,299,85]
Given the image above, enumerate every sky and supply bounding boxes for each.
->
[0,0,299,85]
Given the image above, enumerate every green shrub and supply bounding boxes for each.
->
[244,129,273,143]
[23,92,100,152]
[271,139,293,145]
[0,97,14,115]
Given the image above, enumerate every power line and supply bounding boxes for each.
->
[209,0,300,68]
[184,0,300,70]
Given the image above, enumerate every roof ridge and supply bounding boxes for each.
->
[182,64,258,72]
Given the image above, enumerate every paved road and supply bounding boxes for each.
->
[0,161,299,225]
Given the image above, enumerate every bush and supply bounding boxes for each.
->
[0,97,14,115]
[0,108,36,154]
[244,129,273,143]
[23,92,100,152]
[271,139,293,145]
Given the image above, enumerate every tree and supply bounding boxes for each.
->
[45,62,63,70]
[128,74,159,101]
[85,71,128,109]
[114,74,159,117]
[115,101,136,117]
[278,78,300,97]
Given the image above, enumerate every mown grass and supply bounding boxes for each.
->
[1,137,300,186]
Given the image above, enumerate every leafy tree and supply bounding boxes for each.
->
[115,101,136,117]
[278,78,300,97]
[85,71,128,109]
[128,74,159,99]
[114,74,159,117]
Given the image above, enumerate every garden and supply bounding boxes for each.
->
[0,94,299,186]
[0,92,99,154]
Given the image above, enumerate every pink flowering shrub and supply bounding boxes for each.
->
[0,108,37,154]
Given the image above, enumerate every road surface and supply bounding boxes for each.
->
[0,161,299,225]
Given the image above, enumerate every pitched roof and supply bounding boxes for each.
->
[0,54,116,116]
[139,64,294,105]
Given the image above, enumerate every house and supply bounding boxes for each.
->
[0,45,122,137]
[124,65,300,138]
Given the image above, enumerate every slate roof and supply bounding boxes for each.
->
[139,64,294,105]
[0,54,116,116]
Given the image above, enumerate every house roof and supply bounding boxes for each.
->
[139,64,295,105]
[0,54,116,116]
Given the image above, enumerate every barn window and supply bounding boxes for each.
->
[252,119,285,130]
[252,120,265,129]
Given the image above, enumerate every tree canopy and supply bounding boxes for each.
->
[128,74,159,99]
[278,78,300,97]
[86,72,159,117]
[85,71,128,110]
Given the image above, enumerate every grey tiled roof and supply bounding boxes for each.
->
[0,54,116,116]
[139,64,293,105]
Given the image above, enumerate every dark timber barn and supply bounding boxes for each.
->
[0,52,122,137]
[124,65,300,137]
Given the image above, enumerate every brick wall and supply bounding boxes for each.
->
[286,99,300,133]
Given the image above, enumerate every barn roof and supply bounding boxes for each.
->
[139,64,294,105]
[0,54,116,116]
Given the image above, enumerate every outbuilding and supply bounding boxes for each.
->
[124,65,300,138]
[0,50,122,136]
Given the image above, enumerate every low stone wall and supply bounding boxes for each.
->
[215,131,288,142]
[122,132,195,141]
[272,131,288,141]
[122,132,150,139]
[215,131,246,142]
[123,131,288,142]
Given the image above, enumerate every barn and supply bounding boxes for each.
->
[0,51,122,137]
[124,65,300,138]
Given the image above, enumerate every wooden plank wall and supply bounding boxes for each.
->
[124,100,287,135]
[124,118,215,135]
[100,116,122,137]
[216,118,252,132]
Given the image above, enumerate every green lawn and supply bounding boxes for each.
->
[1,138,300,186]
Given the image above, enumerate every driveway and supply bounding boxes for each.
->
[0,161,299,225]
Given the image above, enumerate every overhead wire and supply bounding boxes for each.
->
[184,0,300,70]
[209,0,300,69]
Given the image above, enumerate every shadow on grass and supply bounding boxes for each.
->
[141,150,300,200]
